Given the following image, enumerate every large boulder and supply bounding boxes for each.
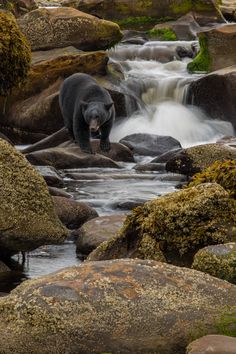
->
[76,214,126,255]
[192,243,236,284]
[17,7,122,51]
[0,48,109,144]
[188,24,236,73]
[88,183,236,266]
[0,259,235,353]
[120,133,182,157]
[0,139,68,258]
[165,143,236,176]
[187,66,236,130]
[0,11,31,97]
[61,0,223,25]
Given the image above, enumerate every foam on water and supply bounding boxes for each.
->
[111,101,234,147]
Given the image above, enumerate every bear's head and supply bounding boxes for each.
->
[81,101,113,132]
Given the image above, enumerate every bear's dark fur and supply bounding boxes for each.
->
[59,73,115,154]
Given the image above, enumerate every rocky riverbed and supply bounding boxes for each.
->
[0,1,236,353]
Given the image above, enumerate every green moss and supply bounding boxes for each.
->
[0,11,31,96]
[187,32,212,73]
[171,0,193,14]
[147,27,177,41]
[115,16,159,26]
[215,308,236,337]
[187,160,236,199]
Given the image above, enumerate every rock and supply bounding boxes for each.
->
[0,261,10,274]
[165,143,236,176]
[0,0,37,17]
[0,49,108,144]
[35,166,64,188]
[187,335,236,354]
[17,7,122,51]
[75,214,126,255]
[151,13,201,41]
[53,196,98,229]
[187,160,236,199]
[0,12,31,97]
[151,148,183,163]
[48,186,72,199]
[120,133,182,157]
[188,24,236,73]
[192,243,236,284]
[61,0,223,24]
[134,163,166,172]
[88,183,236,267]
[220,0,236,21]
[26,146,121,169]
[0,259,235,353]
[187,66,236,130]
[0,139,68,258]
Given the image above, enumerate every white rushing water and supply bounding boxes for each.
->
[110,41,234,147]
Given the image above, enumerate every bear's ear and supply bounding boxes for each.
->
[105,102,114,110]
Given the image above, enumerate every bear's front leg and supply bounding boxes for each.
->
[100,119,113,152]
[73,116,93,154]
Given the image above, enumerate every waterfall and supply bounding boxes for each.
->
[109,41,234,147]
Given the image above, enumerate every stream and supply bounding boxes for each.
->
[1,38,234,292]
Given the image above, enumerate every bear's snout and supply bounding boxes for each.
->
[90,119,100,132]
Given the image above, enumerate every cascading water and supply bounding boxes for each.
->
[109,40,234,147]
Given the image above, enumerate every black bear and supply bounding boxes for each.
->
[59,73,115,154]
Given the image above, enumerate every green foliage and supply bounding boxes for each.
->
[147,28,177,41]
[0,11,31,96]
[187,32,211,73]
[187,160,236,199]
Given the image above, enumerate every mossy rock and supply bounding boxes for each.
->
[0,11,31,96]
[192,243,236,284]
[0,259,236,353]
[166,143,236,176]
[188,24,236,73]
[187,32,211,73]
[0,139,68,257]
[88,183,236,266]
[187,160,236,199]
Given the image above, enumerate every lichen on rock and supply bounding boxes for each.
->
[0,139,68,256]
[88,183,236,265]
[0,11,31,96]
[192,243,236,284]
[187,160,236,199]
